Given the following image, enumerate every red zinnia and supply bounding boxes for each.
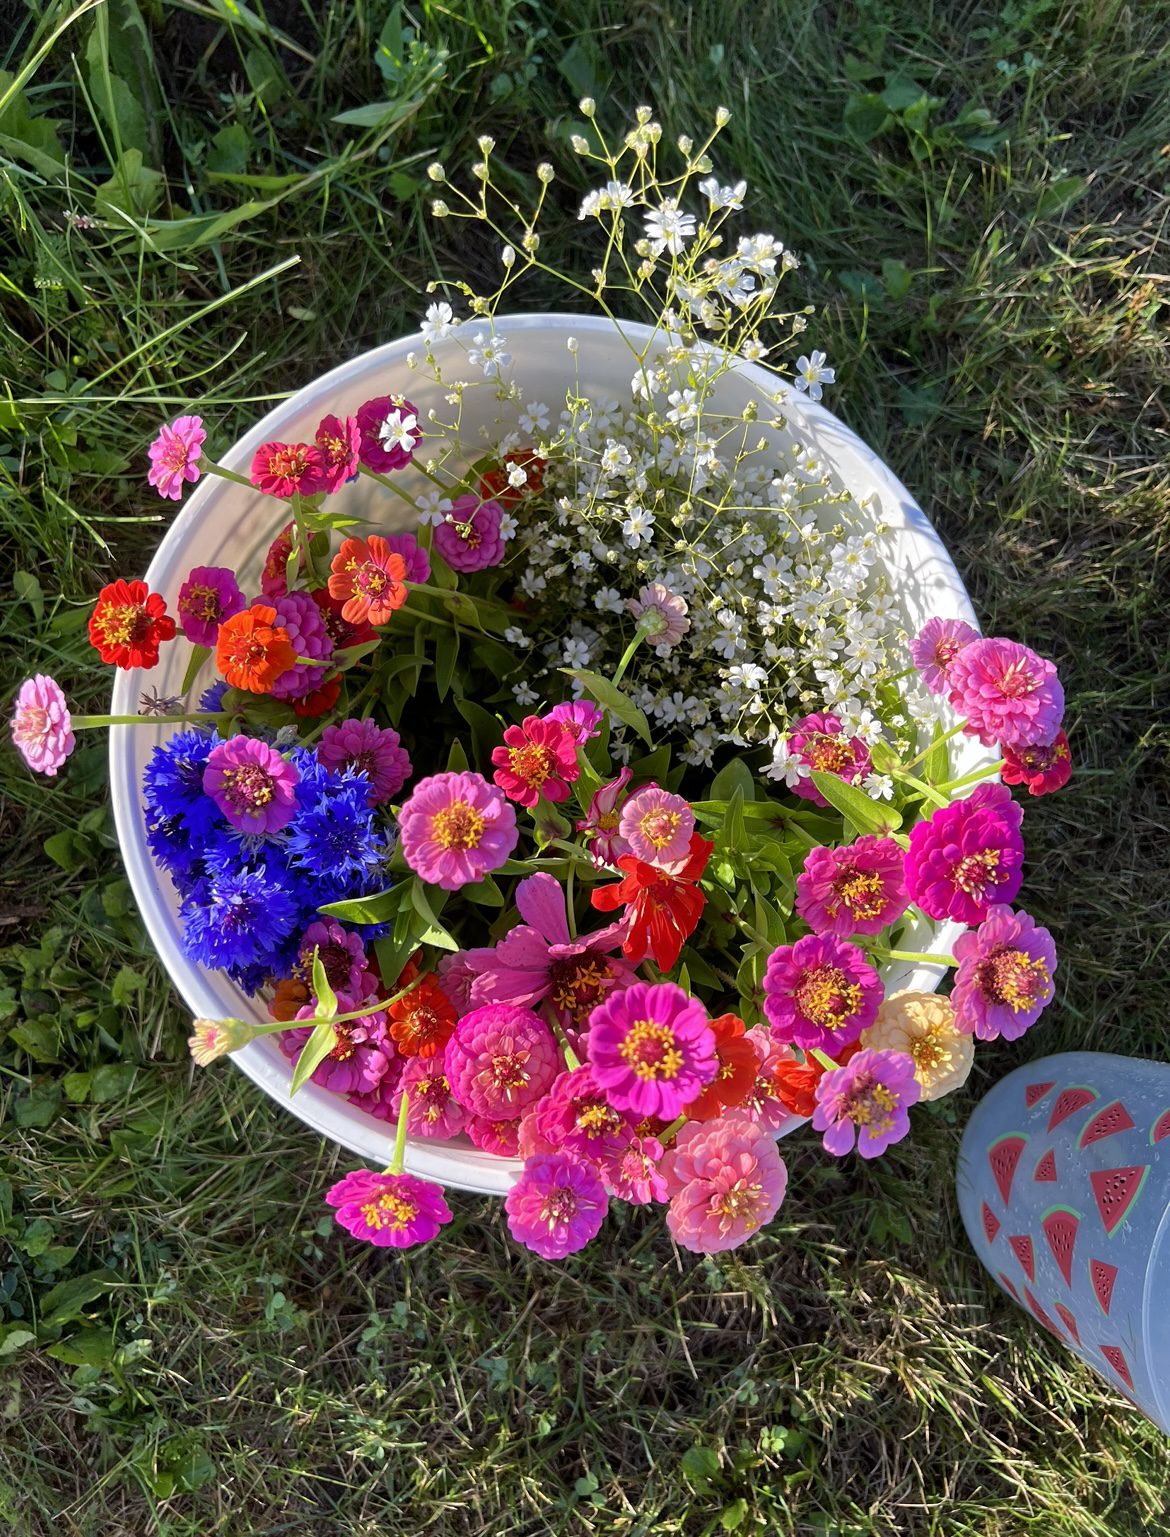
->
[479,450,547,508]
[250,441,330,499]
[591,833,714,973]
[683,1013,760,1121]
[388,974,458,1059]
[292,676,342,719]
[1001,730,1072,797]
[88,579,177,670]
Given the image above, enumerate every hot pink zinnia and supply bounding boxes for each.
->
[627,582,690,649]
[1001,730,1072,797]
[269,590,335,701]
[491,714,580,808]
[355,395,422,472]
[147,414,205,500]
[443,1004,560,1120]
[662,1113,788,1254]
[520,1066,635,1168]
[587,981,717,1121]
[619,785,695,866]
[795,836,909,937]
[904,781,1025,925]
[786,712,873,807]
[763,933,883,1053]
[260,523,303,598]
[250,440,330,499]
[176,565,246,647]
[545,700,603,746]
[203,735,300,834]
[314,413,361,492]
[318,718,412,804]
[505,1152,609,1259]
[382,532,431,585]
[909,615,980,695]
[398,771,518,889]
[433,494,506,573]
[295,920,378,1004]
[394,1056,467,1139]
[326,1168,452,1248]
[947,636,1064,748]
[812,1047,920,1159]
[10,675,74,776]
[951,903,1057,1041]
[465,1114,521,1157]
[282,1004,393,1097]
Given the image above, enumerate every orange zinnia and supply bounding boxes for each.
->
[388,974,457,1059]
[215,603,297,694]
[683,1013,761,1121]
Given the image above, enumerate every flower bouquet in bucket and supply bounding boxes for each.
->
[9,104,1072,1260]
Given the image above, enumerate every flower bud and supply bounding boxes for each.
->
[536,162,555,183]
[715,106,731,127]
[426,162,446,182]
[570,134,589,154]
[477,134,496,153]
[579,96,596,117]
[431,199,449,217]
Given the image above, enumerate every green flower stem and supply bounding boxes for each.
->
[611,629,646,687]
[410,581,512,617]
[202,460,254,489]
[549,838,601,870]
[387,1091,411,1176]
[891,766,949,808]
[356,463,427,514]
[545,1005,581,1071]
[810,1049,840,1073]
[867,947,957,966]
[74,712,221,728]
[658,1113,688,1147]
[938,762,1004,796]
[737,916,771,948]
[902,720,966,773]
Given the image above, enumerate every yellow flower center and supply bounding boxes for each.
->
[638,807,681,850]
[849,1082,897,1139]
[95,603,148,648]
[793,964,862,1032]
[974,946,1050,1011]
[950,848,1001,897]
[576,1101,623,1137]
[360,1190,419,1231]
[432,800,485,850]
[619,1019,683,1080]
[832,868,886,922]
[508,741,553,789]
[712,1179,765,1231]
[220,763,275,811]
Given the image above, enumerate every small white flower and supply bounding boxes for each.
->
[594,586,624,614]
[518,401,550,434]
[698,175,746,210]
[467,331,511,378]
[644,198,697,256]
[377,407,418,453]
[513,682,539,707]
[621,507,655,548]
[563,637,592,668]
[416,489,453,526]
[498,512,518,540]
[501,245,516,268]
[600,440,632,475]
[763,737,809,789]
[727,662,768,691]
[421,301,456,343]
[863,772,894,801]
[567,336,579,354]
[504,626,529,647]
[507,463,529,489]
[793,351,836,403]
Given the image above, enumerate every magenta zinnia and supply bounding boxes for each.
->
[314,413,361,492]
[434,494,506,573]
[176,565,246,647]
[355,394,422,472]
[587,980,717,1121]
[909,615,979,695]
[904,781,1025,925]
[951,904,1057,1041]
[762,933,883,1053]
[795,835,908,937]
[203,736,300,834]
[1001,730,1072,797]
[398,771,518,890]
[10,674,74,777]
[504,1151,608,1260]
[318,718,412,804]
[812,1047,921,1159]
[785,712,872,807]
[947,636,1064,748]
[663,1113,789,1254]
[326,1169,452,1248]
[491,714,580,808]
[443,1004,560,1120]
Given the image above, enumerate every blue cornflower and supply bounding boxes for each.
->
[286,778,388,899]
[142,729,221,843]
[199,679,230,714]
[181,865,300,975]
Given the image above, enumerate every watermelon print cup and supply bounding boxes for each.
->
[957,1050,1170,1433]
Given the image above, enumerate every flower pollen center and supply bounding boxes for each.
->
[794,964,862,1031]
[509,742,552,789]
[550,957,611,1022]
[950,848,1002,898]
[848,1079,898,1137]
[712,1178,764,1231]
[974,946,1049,1011]
[619,1018,683,1080]
[489,1049,530,1092]
[833,867,886,921]
[540,1188,578,1228]
[432,800,485,851]
[221,762,275,811]
[807,735,854,775]
[639,808,682,850]
[96,602,149,649]
[360,1190,418,1231]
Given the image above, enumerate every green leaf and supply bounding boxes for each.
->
[408,881,459,951]
[681,1444,721,1493]
[94,148,164,223]
[89,1064,136,1103]
[44,1329,114,1368]
[561,668,652,746]
[923,720,951,786]
[318,888,400,924]
[206,123,250,175]
[39,1270,115,1327]
[809,771,902,834]
[289,1013,338,1096]
[721,1497,749,1531]
[709,757,757,802]
[843,91,893,141]
[311,948,338,1019]
[462,877,504,907]
[455,698,504,764]
[1035,175,1089,221]
[373,929,419,991]
[13,570,44,621]
[85,11,149,158]
[446,737,469,772]
[0,1326,36,1359]
[181,645,211,697]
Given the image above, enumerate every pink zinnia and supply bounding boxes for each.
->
[947,637,1064,748]
[795,836,909,937]
[250,441,330,499]
[951,903,1057,1041]
[904,781,1025,925]
[433,494,506,573]
[505,1152,608,1259]
[465,1114,521,1157]
[147,414,205,501]
[812,1047,920,1159]
[382,532,431,585]
[437,950,479,1013]
[314,413,361,492]
[462,871,634,1027]
[909,616,980,695]
[176,565,246,647]
[587,981,717,1121]
[443,1004,560,1120]
[1001,730,1072,797]
[398,771,518,890]
[786,712,872,807]
[355,395,422,472]
[318,718,412,804]
[269,590,335,700]
[662,1113,788,1254]
[394,1056,467,1139]
[491,715,580,808]
[326,1168,452,1248]
[618,785,695,867]
[544,700,603,745]
[576,766,633,867]
[10,675,74,776]
[295,920,378,1004]
[203,736,300,834]
[739,1029,800,1133]
[282,1003,393,1097]
[521,1066,634,1168]
[762,933,883,1054]
[607,1135,668,1205]
[627,582,690,649]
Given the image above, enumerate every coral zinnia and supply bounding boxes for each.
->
[491,714,581,808]
[590,832,713,973]
[762,933,883,1054]
[215,603,297,694]
[326,1169,452,1249]
[904,781,1025,925]
[682,1013,760,1121]
[89,579,177,670]
[328,535,409,626]
[662,1113,788,1254]
[950,904,1056,1041]
[387,973,457,1059]
[1001,730,1072,797]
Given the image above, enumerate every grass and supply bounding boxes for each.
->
[2,0,1169,1531]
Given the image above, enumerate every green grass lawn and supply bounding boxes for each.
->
[3,1,1169,1531]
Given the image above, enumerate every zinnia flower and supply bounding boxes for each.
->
[771,1040,862,1119]
[215,603,297,694]
[662,1113,788,1254]
[763,933,883,1054]
[355,395,422,472]
[682,1013,760,1121]
[590,833,713,973]
[618,785,695,866]
[398,771,518,890]
[505,1152,608,1260]
[311,586,377,652]
[479,449,546,507]
[203,736,300,834]
[269,590,335,701]
[382,532,431,584]
[295,919,378,1003]
[739,1028,801,1131]
[444,1004,560,1120]
[293,677,342,719]
[909,616,979,695]
[328,535,409,626]
[387,973,457,1059]
[587,980,717,1121]
[250,440,330,498]
[794,835,909,937]
[147,414,205,500]
[904,782,1025,925]
[785,712,872,807]
[326,1169,452,1248]
[394,1057,466,1138]
[465,1114,521,1157]
[260,523,302,598]
[314,413,361,491]
[951,904,1056,1041]
[188,1015,255,1066]
[176,566,246,647]
[544,700,603,746]
[862,991,974,1101]
[1001,730,1072,796]
[627,583,690,649]
[433,494,507,573]
[812,1047,921,1159]
[576,766,633,867]
[10,674,74,776]
[318,718,412,804]
[282,1004,393,1097]
[606,1135,668,1205]
[947,637,1064,748]
[89,579,177,670]
[520,1066,634,1167]
[491,714,580,807]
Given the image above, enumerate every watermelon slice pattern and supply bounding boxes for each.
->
[989,1134,1027,1205]
[1034,1148,1057,1183]
[1079,1100,1136,1148]
[1025,1287,1064,1340]
[998,1271,1019,1302]
[1008,1234,1036,1281]
[1151,1109,1170,1145]
[1100,1344,1134,1392]
[1089,1258,1118,1316]
[1047,1086,1098,1131]
[1041,1207,1080,1287]
[1024,1080,1056,1109]
[1054,1303,1081,1344]
[981,1202,1001,1245]
[1089,1165,1150,1236]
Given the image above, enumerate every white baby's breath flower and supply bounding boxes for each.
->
[498,512,518,540]
[518,401,550,434]
[416,489,453,526]
[467,331,511,377]
[501,245,516,269]
[421,301,456,343]
[863,772,894,801]
[563,637,592,668]
[698,175,747,210]
[644,199,697,256]
[593,587,624,614]
[377,406,418,454]
[793,350,836,402]
[513,682,539,707]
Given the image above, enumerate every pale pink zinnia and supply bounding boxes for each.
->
[662,1113,788,1254]
[10,674,75,776]
[627,582,690,649]
[909,616,979,695]
[394,1056,467,1139]
[147,414,205,500]
[398,771,518,890]
[947,637,1064,748]
[618,785,695,866]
